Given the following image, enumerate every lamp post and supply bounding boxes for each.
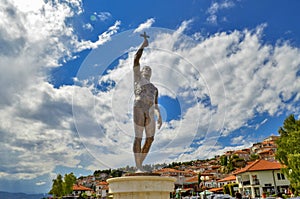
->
[201,176,210,199]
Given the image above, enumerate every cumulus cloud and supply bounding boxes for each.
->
[134,18,155,33]
[0,0,119,183]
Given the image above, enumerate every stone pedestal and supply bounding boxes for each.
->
[107,175,176,199]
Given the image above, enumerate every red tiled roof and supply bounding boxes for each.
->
[209,187,223,192]
[185,176,198,183]
[96,181,108,186]
[217,175,236,182]
[73,184,93,191]
[234,150,249,154]
[258,149,273,154]
[233,159,282,175]
[155,168,189,174]
[102,185,109,190]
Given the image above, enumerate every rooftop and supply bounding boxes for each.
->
[233,159,282,175]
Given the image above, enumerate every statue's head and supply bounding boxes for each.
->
[141,66,152,80]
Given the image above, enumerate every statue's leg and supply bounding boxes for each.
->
[141,107,155,164]
[133,106,145,171]
[133,136,143,170]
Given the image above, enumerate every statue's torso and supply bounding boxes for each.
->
[134,79,157,108]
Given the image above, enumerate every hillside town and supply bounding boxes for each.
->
[49,135,295,199]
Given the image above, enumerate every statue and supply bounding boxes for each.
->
[132,32,162,172]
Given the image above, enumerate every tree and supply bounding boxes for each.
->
[49,173,77,197]
[49,174,64,197]
[111,169,123,177]
[64,173,77,195]
[220,155,228,166]
[275,114,300,194]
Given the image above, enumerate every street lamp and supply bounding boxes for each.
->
[201,176,210,199]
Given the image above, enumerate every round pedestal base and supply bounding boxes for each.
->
[107,175,176,199]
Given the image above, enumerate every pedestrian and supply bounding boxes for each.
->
[235,191,242,199]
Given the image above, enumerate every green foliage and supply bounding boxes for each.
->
[250,153,259,161]
[228,184,233,196]
[275,114,300,194]
[227,159,235,172]
[49,173,77,197]
[223,183,238,196]
[228,183,238,196]
[94,169,111,176]
[110,169,123,177]
[49,174,64,197]
[223,184,230,194]
[64,173,77,195]
[168,161,182,168]
[220,155,228,166]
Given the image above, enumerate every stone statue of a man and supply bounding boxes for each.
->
[133,32,162,172]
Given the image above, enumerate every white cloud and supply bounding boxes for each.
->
[207,0,235,15]
[133,18,155,33]
[231,135,244,145]
[96,11,112,21]
[36,181,46,186]
[83,23,94,31]
[0,0,120,181]
[75,20,121,51]
[254,118,268,130]
[206,0,235,24]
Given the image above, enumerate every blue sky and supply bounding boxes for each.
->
[1,0,300,194]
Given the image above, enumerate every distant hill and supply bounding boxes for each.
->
[0,191,49,199]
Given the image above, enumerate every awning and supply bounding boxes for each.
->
[209,187,224,192]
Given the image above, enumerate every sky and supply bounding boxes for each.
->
[0,0,300,194]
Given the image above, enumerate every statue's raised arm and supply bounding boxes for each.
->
[133,32,149,67]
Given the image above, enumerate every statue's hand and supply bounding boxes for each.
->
[157,116,162,129]
[141,39,148,48]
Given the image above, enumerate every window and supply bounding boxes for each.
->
[277,173,285,180]
[265,184,272,187]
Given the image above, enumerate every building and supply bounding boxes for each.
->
[233,159,289,198]
[258,148,276,161]
[183,176,201,194]
[233,149,250,161]
[217,175,236,187]
[250,136,279,161]
[72,184,94,197]
[95,181,109,198]
[154,168,195,189]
